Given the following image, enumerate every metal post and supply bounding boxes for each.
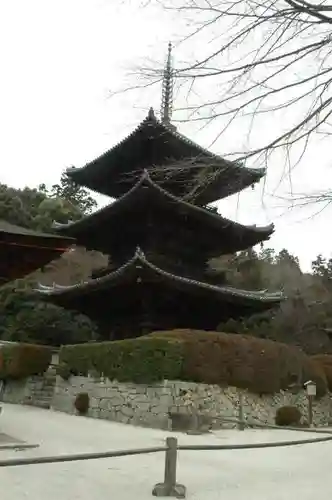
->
[152,437,186,498]
[238,392,245,431]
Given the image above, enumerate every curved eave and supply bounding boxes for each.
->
[54,170,274,251]
[0,221,75,283]
[34,247,285,305]
[190,165,265,205]
[0,220,75,248]
[66,109,265,201]
[0,243,73,283]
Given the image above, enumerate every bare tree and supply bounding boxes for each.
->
[123,0,332,202]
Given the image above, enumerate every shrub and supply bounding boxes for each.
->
[74,392,90,415]
[275,406,302,426]
[59,337,184,384]
[59,330,328,396]
[147,330,327,396]
[311,355,332,391]
[0,343,52,380]
[56,363,72,381]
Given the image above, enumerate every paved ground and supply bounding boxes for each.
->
[0,432,22,444]
[1,403,332,499]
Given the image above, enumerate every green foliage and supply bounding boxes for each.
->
[0,185,45,229]
[74,392,90,415]
[0,343,52,380]
[0,282,97,346]
[275,406,302,427]
[59,338,184,384]
[59,330,327,396]
[0,177,94,232]
[39,172,97,216]
[57,363,72,380]
[0,177,98,346]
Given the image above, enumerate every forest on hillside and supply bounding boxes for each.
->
[0,175,100,346]
[1,176,332,353]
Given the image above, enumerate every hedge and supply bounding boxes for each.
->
[59,337,184,384]
[0,343,52,380]
[147,330,327,396]
[58,329,328,396]
[311,355,332,391]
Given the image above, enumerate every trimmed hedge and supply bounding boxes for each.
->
[59,337,184,384]
[147,330,327,396]
[0,343,52,380]
[311,355,332,391]
[58,330,327,396]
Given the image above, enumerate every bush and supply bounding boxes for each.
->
[59,337,184,384]
[74,392,90,415]
[311,355,332,392]
[59,330,328,396]
[0,343,52,380]
[147,330,327,396]
[275,405,302,426]
[56,363,72,381]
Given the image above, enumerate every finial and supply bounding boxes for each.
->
[148,107,156,120]
[161,42,175,127]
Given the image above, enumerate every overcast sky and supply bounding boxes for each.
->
[0,0,331,272]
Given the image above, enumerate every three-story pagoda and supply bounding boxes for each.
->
[36,44,283,339]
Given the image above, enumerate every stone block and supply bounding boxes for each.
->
[196,414,214,433]
[88,408,101,418]
[151,405,169,416]
[135,385,149,394]
[135,401,151,412]
[109,394,126,406]
[120,405,135,418]
[169,412,194,432]
[89,397,100,409]
[92,386,113,399]
[140,414,168,430]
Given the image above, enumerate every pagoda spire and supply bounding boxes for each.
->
[161,42,175,127]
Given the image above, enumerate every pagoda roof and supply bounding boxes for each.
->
[0,220,74,284]
[67,108,264,204]
[54,171,274,257]
[35,247,284,306]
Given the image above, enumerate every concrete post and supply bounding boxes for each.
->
[238,392,245,431]
[152,437,186,498]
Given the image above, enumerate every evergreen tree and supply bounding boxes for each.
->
[0,178,99,346]
[39,171,97,217]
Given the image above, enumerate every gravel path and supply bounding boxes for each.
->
[0,403,331,499]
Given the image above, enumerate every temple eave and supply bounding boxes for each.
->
[66,110,265,201]
[53,171,274,257]
[34,251,283,337]
[35,249,284,305]
[0,220,74,283]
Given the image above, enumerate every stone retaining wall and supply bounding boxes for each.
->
[51,376,332,430]
[1,369,56,409]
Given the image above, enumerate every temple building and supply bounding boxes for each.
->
[35,44,284,339]
[0,220,73,285]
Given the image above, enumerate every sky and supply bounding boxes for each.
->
[0,0,331,272]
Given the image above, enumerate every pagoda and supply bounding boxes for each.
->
[0,220,73,285]
[35,44,284,339]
